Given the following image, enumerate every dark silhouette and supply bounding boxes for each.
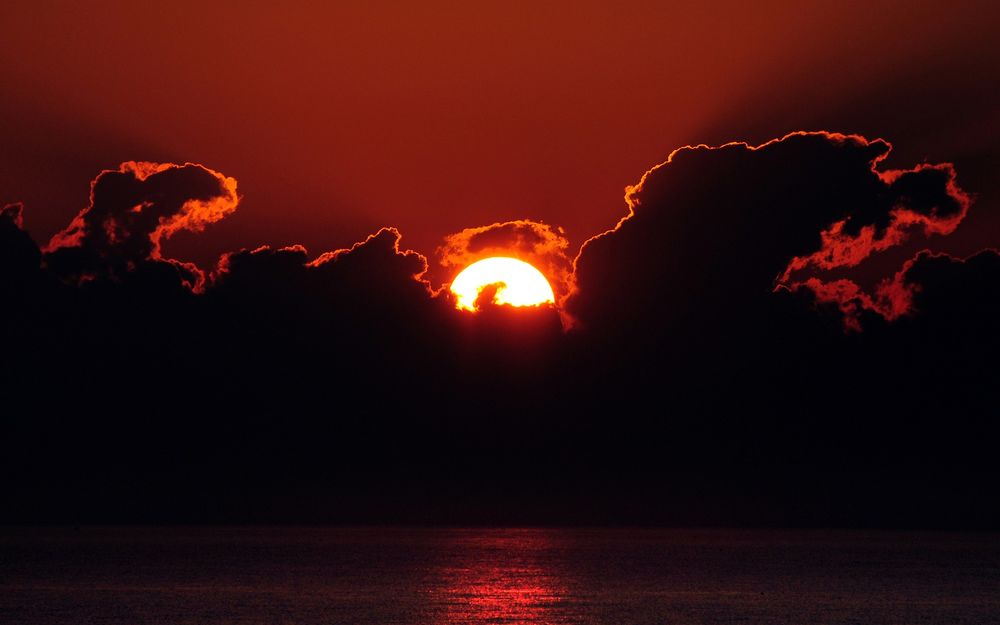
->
[2,132,998,528]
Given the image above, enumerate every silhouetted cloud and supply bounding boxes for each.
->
[566,132,972,332]
[2,138,999,527]
[0,203,41,287]
[44,161,238,291]
[780,158,971,327]
[211,227,442,346]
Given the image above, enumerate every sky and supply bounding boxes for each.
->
[1,1,997,284]
[2,1,1000,526]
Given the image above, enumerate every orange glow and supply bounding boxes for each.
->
[450,257,555,311]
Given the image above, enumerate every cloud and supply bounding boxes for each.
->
[214,227,434,311]
[309,228,431,291]
[0,203,41,287]
[437,220,573,302]
[44,161,238,291]
[778,160,971,327]
[565,131,973,332]
[2,202,25,228]
[2,139,999,526]
[781,163,970,278]
[209,226,456,374]
[885,248,1000,324]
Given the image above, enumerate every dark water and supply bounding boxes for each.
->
[1,527,998,624]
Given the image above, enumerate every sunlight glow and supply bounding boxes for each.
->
[450,257,555,311]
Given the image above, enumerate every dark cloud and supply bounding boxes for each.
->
[213,228,432,305]
[780,159,971,328]
[885,248,1000,342]
[0,203,41,287]
[209,227,448,364]
[566,132,971,332]
[44,161,238,291]
[2,141,1000,527]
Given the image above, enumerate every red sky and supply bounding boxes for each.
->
[1,1,996,284]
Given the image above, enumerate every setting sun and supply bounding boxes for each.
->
[450,257,556,311]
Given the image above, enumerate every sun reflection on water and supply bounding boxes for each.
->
[430,529,574,624]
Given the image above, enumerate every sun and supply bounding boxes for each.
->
[450,257,556,311]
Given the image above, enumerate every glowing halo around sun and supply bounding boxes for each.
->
[450,257,556,311]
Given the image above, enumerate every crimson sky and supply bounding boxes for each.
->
[1,1,996,283]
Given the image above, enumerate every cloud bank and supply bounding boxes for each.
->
[2,132,999,526]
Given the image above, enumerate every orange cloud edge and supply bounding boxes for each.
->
[27,131,978,330]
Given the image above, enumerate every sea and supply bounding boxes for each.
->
[1,527,998,624]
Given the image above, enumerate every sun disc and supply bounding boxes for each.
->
[450,257,555,311]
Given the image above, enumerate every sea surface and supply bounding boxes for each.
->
[1,527,998,624]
